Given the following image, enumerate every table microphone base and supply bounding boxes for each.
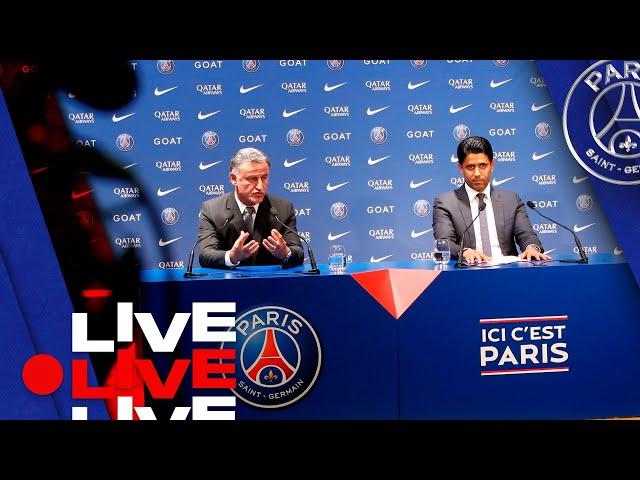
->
[183,272,209,278]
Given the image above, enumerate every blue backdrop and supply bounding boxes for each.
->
[57,60,620,270]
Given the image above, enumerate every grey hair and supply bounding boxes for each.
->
[230,147,271,172]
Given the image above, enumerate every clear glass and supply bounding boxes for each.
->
[433,239,451,264]
[328,244,347,274]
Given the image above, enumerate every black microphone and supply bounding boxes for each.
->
[270,207,320,274]
[455,201,486,268]
[526,201,588,263]
[184,212,234,278]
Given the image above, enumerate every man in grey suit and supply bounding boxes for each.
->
[433,136,550,264]
[198,147,304,269]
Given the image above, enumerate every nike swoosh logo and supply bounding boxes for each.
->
[370,254,393,263]
[368,155,391,165]
[574,223,595,233]
[614,246,624,255]
[239,84,263,94]
[326,181,350,191]
[328,231,350,241]
[450,155,459,163]
[573,176,589,184]
[492,176,515,187]
[449,104,472,114]
[367,105,390,116]
[158,237,182,247]
[324,82,348,92]
[198,110,221,120]
[199,161,222,170]
[71,189,94,200]
[544,248,556,255]
[157,187,181,197]
[112,112,136,122]
[407,80,430,90]
[411,228,433,238]
[490,79,512,88]
[531,102,553,112]
[282,108,306,118]
[410,179,432,189]
[284,157,306,168]
[154,86,178,96]
[532,151,554,161]
[122,162,137,169]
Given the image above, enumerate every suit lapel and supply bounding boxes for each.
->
[455,186,475,249]
[491,187,505,249]
[226,193,245,234]
[253,195,272,246]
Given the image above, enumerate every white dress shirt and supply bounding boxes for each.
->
[224,192,259,267]
[464,182,503,258]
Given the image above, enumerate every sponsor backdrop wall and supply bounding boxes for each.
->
[57,60,621,270]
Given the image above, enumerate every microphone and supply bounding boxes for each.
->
[526,201,588,263]
[455,201,486,268]
[184,212,234,278]
[270,207,320,274]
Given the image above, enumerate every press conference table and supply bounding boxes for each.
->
[140,254,640,419]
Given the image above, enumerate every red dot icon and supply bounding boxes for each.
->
[22,354,63,395]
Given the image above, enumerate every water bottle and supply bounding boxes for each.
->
[433,239,451,264]
[328,244,346,273]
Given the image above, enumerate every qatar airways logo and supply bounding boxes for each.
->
[21,303,237,420]
[490,102,515,113]
[114,237,142,248]
[407,104,433,115]
[494,151,516,162]
[365,80,391,91]
[154,110,181,122]
[368,179,393,191]
[196,84,222,95]
[369,228,394,240]
[533,223,557,234]
[68,113,94,124]
[281,82,307,93]
[532,174,557,186]
[284,181,310,193]
[409,153,435,165]
[449,78,474,89]
[324,106,350,117]
[240,108,266,120]
[199,184,225,196]
[155,161,181,172]
[530,76,547,88]
[113,187,140,199]
[325,155,351,167]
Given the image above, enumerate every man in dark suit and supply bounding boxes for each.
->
[433,136,550,264]
[198,147,304,269]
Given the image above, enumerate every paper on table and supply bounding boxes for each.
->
[477,255,529,266]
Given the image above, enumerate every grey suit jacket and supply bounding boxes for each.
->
[432,186,543,259]
[198,192,304,269]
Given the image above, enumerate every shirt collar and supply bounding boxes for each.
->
[234,190,259,213]
[464,182,491,203]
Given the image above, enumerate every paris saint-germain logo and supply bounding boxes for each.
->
[223,306,322,409]
[563,60,640,185]
[413,199,431,217]
[493,60,509,68]
[453,124,470,141]
[157,60,175,74]
[161,207,179,225]
[370,126,388,144]
[535,122,551,140]
[202,130,219,149]
[242,60,260,72]
[287,128,304,146]
[116,133,134,151]
[330,202,348,220]
[327,60,344,71]
[410,60,427,69]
